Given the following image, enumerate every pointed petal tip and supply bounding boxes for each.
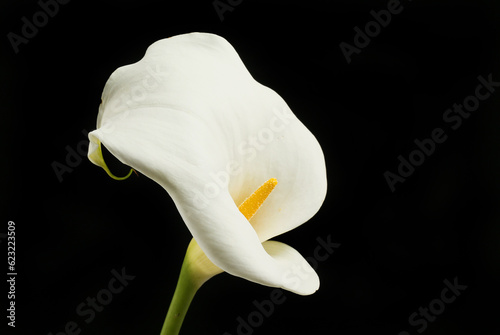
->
[87,130,134,181]
[262,240,320,296]
[281,268,320,296]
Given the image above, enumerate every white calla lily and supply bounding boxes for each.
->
[88,32,327,333]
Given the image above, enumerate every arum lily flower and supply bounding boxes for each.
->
[87,32,327,334]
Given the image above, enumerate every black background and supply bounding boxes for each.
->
[2,0,500,334]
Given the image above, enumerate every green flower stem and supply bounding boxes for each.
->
[160,257,202,335]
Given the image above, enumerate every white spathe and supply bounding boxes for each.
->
[88,32,327,295]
